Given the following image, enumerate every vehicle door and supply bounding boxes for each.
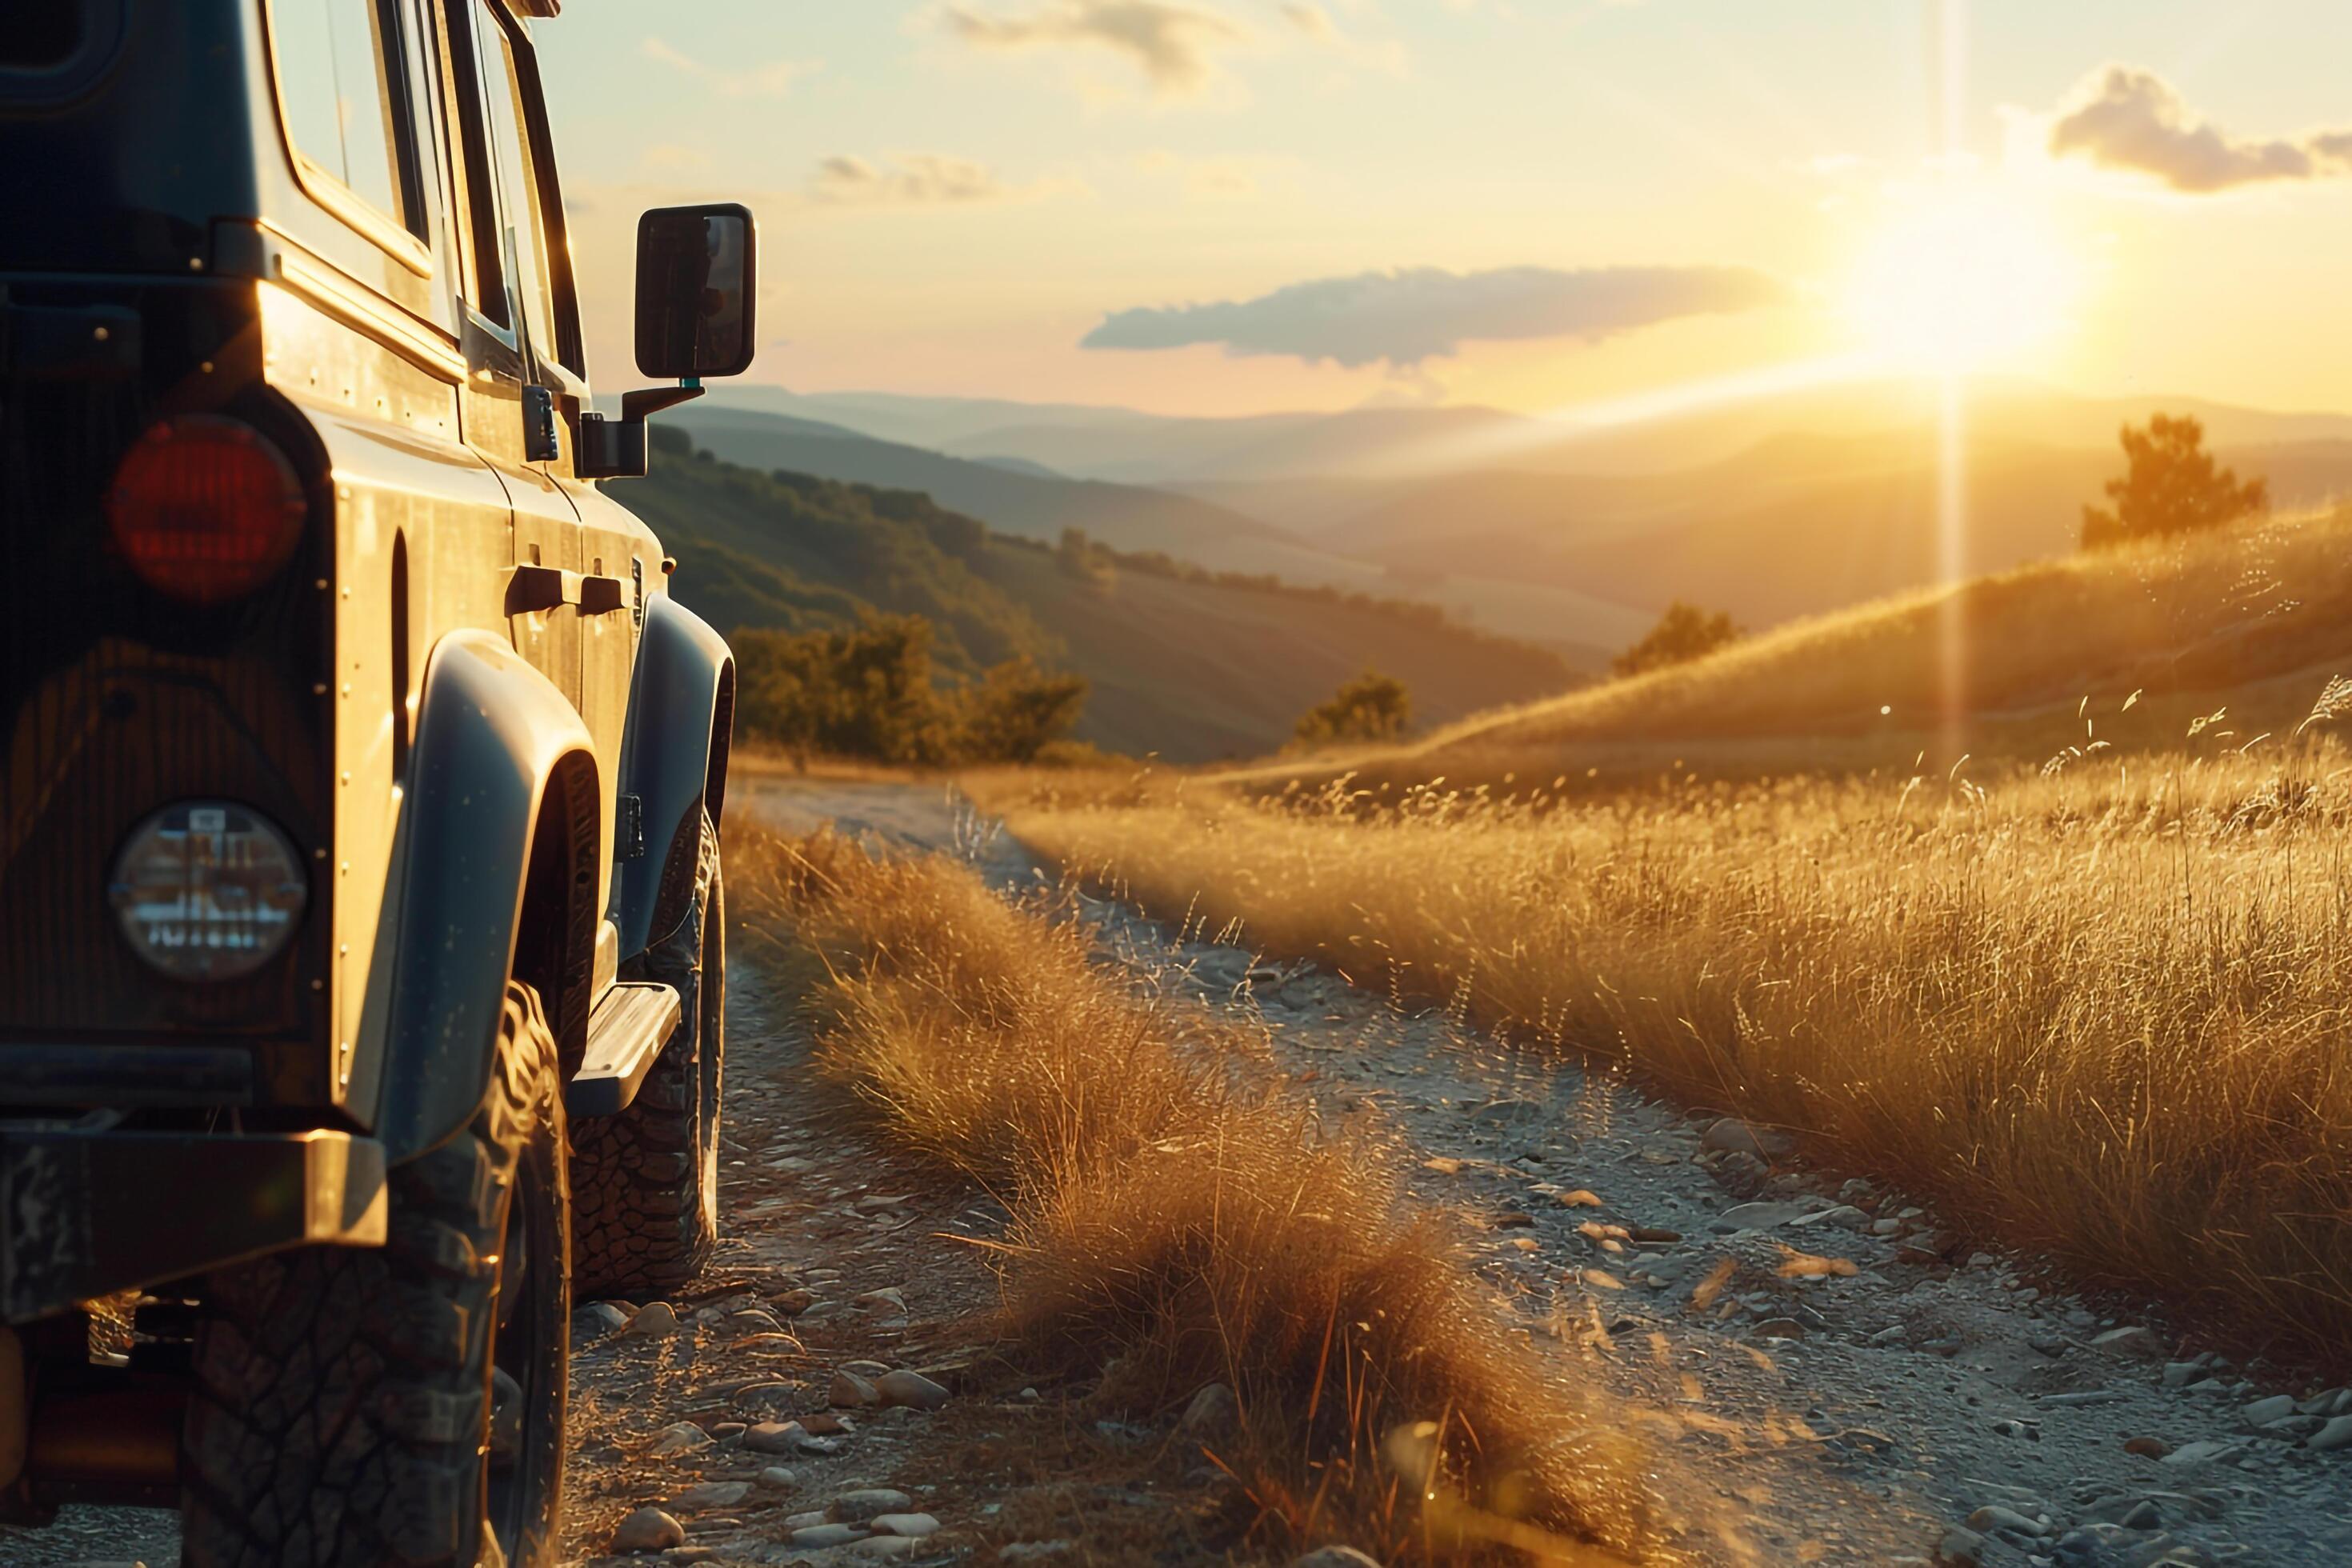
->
[440,0,582,718]
[478,11,650,922]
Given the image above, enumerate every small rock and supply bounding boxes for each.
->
[2310,1414,2352,1451]
[2115,1499,2162,1530]
[2242,1394,2296,1426]
[1700,1118,1794,1160]
[801,1413,854,1436]
[1492,1210,1537,1229]
[1557,1189,1604,1208]
[2160,1440,2243,1466]
[2090,1326,2166,1358]
[610,1507,687,1554]
[649,1422,711,1457]
[773,1288,817,1317]
[744,1421,806,1454]
[674,1482,751,1510]
[1291,1550,1385,1568]
[1179,1382,1239,1438]
[828,1488,915,1524]
[830,1370,879,1409]
[870,1514,942,1538]
[789,1523,871,1550]
[1936,1524,1986,1566]
[1750,1318,1806,1340]
[2125,1436,2172,1458]
[577,1301,633,1336]
[757,1466,800,1490]
[875,1369,950,1411]
[851,1289,907,1316]
[2162,1361,2202,1390]
[623,1302,681,1338]
[1965,1504,2046,1535]
[1710,1200,1817,1232]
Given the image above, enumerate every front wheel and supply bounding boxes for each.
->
[571,811,724,1296]
[181,982,571,1568]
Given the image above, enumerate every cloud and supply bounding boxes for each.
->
[640,37,818,97]
[1082,263,1787,367]
[933,1,1248,98]
[1280,1,1409,75]
[809,153,1081,208]
[2046,66,2352,192]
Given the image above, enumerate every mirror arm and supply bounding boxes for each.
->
[621,378,703,422]
[578,379,706,481]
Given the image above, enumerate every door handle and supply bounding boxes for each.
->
[506,563,577,615]
[579,574,630,616]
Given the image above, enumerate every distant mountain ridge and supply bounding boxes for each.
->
[628,441,1586,762]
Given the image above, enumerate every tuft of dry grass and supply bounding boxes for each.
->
[728,826,1662,1564]
[983,718,2352,1370]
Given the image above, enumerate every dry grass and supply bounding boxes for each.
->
[983,715,2352,1368]
[727,826,1663,1564]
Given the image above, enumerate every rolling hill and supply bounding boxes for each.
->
[627,439,1580,762]
[1335,501,2352,787]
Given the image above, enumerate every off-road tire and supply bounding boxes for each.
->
[181,982,571,1568]
[570,812,724,1295]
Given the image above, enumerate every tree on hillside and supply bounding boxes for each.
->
[734,615,1090,767]
[2080,413,2268,551]
[958,657,1090,763]
[1612,601,1741,678]
[1294,670,1413,746]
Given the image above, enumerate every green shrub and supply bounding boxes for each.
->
[2082,413,2269,550]
[1295,670,1413,746]
[1612,601,1741,678]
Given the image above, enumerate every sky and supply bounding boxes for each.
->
[530,1,2352,420]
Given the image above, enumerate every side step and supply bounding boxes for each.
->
[566,981,682,1118]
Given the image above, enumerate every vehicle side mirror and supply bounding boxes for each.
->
[578,203,758,479]
[635,203,757,380]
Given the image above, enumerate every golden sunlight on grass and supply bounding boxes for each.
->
[727,826,1669,1564]
[1284,503,2352,794]
[981,734,2352,1366]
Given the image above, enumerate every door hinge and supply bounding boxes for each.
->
[617,794,646,861]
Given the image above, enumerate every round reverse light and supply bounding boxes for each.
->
[108,802,309,981]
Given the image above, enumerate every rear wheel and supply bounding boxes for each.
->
[181,982,570,1568]
[571,812,725,1296]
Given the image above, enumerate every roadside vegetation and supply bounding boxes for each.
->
[980,701,2352,1368]
[729,825,1664,1564]
[735,614,1087,766]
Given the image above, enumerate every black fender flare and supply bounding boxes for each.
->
[612,594,733,958]
[352,630,599,1164]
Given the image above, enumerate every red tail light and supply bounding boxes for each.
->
[106,416,308,604]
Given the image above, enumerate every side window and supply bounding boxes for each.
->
[455,1,574,370]
[270,0,423,239]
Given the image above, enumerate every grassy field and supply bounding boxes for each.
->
[973,511,2352,1367]
[1256,502,2352,792]
[731,826,1662,1563]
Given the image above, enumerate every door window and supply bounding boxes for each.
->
[458,2,574,370]
[269,0,422,238]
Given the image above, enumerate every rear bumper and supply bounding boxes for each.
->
[1,1127,386,1326]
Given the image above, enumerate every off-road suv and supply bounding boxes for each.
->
[1,2,756,1560]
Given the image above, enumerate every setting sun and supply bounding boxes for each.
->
[1842,191,2079,375]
